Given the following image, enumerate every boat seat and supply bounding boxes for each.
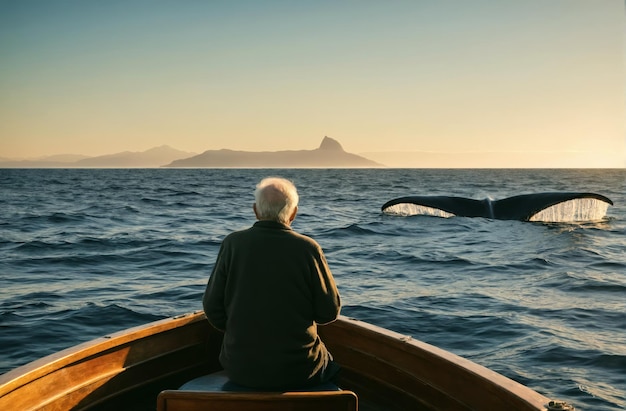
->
[157,370,357,410]
[178,370,341,392]
[156,390,358,411]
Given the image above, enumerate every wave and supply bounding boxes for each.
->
[2,168,624,410]
[323,223,382,237]
[14,212,89,227]
[537,270,626,294]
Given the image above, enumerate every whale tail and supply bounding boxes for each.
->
[381,192,613,222]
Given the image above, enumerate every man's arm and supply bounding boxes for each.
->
[202,244,228,331]
[311,248,341,324]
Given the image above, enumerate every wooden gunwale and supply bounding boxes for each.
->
[320,317,550,411]
[0,311,216,410]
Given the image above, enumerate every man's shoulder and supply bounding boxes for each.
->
[223,226,254,242]
[288,230,324,250]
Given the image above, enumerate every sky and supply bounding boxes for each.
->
[1,0,624,167]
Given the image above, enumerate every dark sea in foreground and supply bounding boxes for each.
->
[1,168,624,410]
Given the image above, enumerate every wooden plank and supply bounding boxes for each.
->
[156,390,358,411]
[320,317,550,411]
[337,368,431,411]
[334,346,466,411]
[0,312,214,410]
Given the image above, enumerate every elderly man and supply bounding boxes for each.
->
[203,177,341,390]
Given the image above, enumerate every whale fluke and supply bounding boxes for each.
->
[381,192,613,222]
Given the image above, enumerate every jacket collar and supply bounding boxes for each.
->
[253,220,292,231]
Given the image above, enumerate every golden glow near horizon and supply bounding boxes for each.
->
[0,1,624,167]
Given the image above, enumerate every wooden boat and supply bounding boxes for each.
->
[0,311,566,411]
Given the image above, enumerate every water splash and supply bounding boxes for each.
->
[382,192,613,222]
[529,198,610,223]
[485,198,495,219]
[383,203,455,218]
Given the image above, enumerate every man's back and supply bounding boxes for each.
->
[203,220,340,389]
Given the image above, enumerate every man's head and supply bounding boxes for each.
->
[253,177,299,225]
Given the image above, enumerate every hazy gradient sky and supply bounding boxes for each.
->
[1,1,624,167]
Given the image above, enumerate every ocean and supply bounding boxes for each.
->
[1,168,624,410]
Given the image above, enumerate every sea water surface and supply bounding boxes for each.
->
[1,168,624,410]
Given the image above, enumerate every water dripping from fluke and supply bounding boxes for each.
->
[381,192,613,223]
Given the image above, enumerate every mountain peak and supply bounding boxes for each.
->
[166,136,382,168]
[319,136,344,151]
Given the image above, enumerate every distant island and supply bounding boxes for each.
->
[0,137,383,168]
[165,137,382,168]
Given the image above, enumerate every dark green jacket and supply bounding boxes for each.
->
[203,220,341,389]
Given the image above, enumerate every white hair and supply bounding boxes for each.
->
[254,177,299,224]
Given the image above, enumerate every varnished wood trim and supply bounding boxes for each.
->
[320,317,550,411]
[156,390,358,411]
[0,311,213,410]
[0,313,551,411]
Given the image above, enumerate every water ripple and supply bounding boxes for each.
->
[1,168,624,411]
